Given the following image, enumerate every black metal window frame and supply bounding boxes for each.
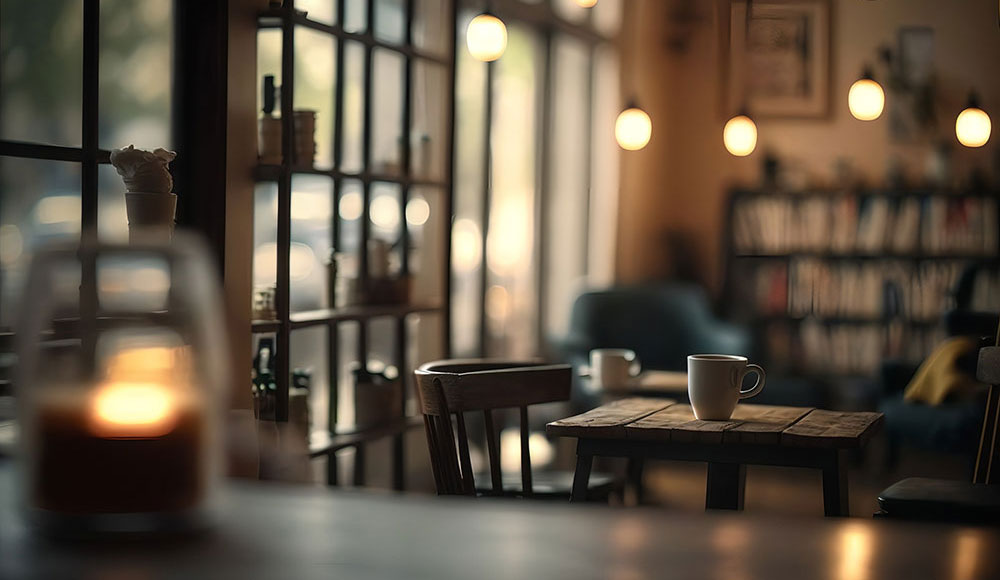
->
[251,0,457,491]
[0,0,229,331]
[0,0,106,334]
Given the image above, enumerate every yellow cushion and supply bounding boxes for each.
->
[903,336,982,406]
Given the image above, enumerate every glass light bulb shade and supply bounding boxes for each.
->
[723,115,757,156]
[466,14,507,62]
[848,79,885,121]
[955,107,991,147]
[615,107,652,151]
[575,0,598,7]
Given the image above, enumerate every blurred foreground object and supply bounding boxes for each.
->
[15,234,228,535]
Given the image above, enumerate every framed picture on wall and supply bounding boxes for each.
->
[725,0,831,119]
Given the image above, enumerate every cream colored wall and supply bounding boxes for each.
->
[618,0,1000,293]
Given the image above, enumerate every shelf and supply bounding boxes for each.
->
[731,187,1000,200]
[751,315,941,327]
[290,302,441,328]
[308,416,424,457]
[734,252,997,261]
[253,164,448,189]
[252,302,442,332]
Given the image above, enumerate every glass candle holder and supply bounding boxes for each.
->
[15,235,228,535]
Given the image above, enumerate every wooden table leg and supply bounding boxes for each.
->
[626,458,645,505]
[327,451,339,486]
[822,449,849,517]
[570,447,594,503]
[353,445,366,487]
[705,463,745,511]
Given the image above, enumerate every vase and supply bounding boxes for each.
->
[125,192,177,243]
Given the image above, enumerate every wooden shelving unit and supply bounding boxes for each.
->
[723,187,1000,378]
[253,0,455,490]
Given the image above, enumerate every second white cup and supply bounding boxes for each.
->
[590,348,640,390]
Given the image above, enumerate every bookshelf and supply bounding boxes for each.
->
[723,187,1000,378]
[252,0,455,490]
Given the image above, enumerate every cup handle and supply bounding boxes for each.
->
[630,358,642,377]
[738,364,765,399]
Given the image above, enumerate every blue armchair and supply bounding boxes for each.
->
[556,284,752,408]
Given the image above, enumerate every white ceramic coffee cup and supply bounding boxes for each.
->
[687,354,765,420]
[590,348,640,390]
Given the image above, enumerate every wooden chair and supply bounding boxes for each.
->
[414,359,617,499]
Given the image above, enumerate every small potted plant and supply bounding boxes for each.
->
[109,145,177,242]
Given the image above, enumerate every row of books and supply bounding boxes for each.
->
[793,322,946,375]
[787,259,964,321]
[740,259,965,321]
[733,195,999,256]
[971,269,1000,313]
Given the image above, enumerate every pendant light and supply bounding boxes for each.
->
[615,12,651,151]
[955,92,991,148]
[467,11,507,62]
[615,102,652,151]
[848,66,885,121]
[575,0,598,7]
[725,1,758,156]
[724,111,757,157]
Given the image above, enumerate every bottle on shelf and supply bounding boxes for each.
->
[252,338,278,421]
[289,368,311,432]
[258,75,282,165]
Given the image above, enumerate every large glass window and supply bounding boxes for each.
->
[0,0,173,330]
[451,0,621,357]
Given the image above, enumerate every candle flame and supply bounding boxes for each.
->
[90,382,178,438]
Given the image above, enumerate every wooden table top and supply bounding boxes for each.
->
[1,462,998,580]
[547,398,884,448]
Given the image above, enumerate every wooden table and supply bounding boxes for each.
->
[1,463,998,580]
[547,398,884,516]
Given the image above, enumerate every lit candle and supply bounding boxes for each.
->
[31,347,206,515]
[88,380,180,439]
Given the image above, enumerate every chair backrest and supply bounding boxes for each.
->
[974,344,1000,485]
[414,359,572,496]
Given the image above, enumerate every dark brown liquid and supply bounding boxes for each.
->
[33,405,205,514]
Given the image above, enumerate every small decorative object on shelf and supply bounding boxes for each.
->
[330,245,412,307]
[289,368,311,431]
[16,236,228,535]
[258,75,282,165]
[352,362,402,429]
[110,145,177,243]
[252,284,277,320]
[293,110,317,168]
[252,338,278,421]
